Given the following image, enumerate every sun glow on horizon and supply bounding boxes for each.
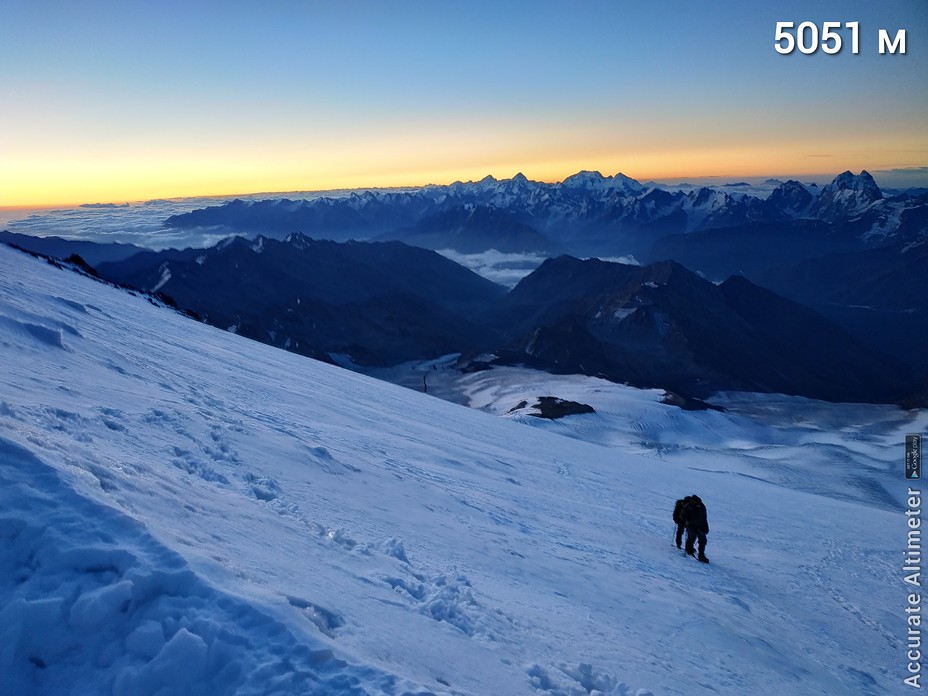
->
[4,149,926,209]
[2,2,924,207]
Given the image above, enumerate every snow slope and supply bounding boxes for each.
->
[0,244,912,695]
[429,366,916,512]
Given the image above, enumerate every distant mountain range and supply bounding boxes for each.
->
[3,169,925,405]
[164,170,927,258]
[47,233,912,405]
[162,169,927,381]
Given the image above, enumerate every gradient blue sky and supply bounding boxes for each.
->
[1,0,925,205]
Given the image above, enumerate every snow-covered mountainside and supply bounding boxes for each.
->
[0,244,916,695]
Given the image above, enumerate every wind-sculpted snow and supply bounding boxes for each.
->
[0,438,403,696]
[0,243,913,694]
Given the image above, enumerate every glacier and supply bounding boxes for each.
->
[0,243,917,695]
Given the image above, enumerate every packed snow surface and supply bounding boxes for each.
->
[0,244,917,695]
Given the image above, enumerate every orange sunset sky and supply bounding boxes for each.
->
[1,1,926,207]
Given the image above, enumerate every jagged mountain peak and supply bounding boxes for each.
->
[689,186,731,204]
[283,231,314,248]
[612,172,645,191]
[766,180,814,217]
[560,170,645,193]
[775,179,808,192]
[162,168,918,254]
[562,170,606,184]
[811,170,883,219]
[829,170,882,198]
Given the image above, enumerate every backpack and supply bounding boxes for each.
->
[672,497,689,524]
[684,497,709,532]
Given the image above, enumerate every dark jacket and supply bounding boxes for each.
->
[673,496,692,524]
[681,496,709,534]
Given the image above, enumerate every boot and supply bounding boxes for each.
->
[697,554,709,563]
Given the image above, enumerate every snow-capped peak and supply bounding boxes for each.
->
[560,170,644,194]
[830,170,882,200]
[561,170,607,188]
[811,169,883,219]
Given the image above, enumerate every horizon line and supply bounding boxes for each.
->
[2,167,923,210]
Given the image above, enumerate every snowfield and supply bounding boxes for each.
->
[0,244,918,695]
